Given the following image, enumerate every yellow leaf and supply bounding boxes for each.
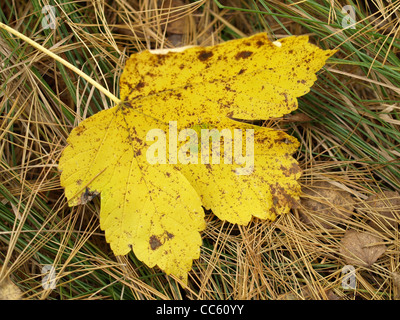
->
[59,106,205,282]
[60,33,335,282]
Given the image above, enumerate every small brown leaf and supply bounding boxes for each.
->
[299,181,354,228]
[161,0,187,35]
[392,272,400,300]
[283,112,312,123]
[0,267,22,300]
[277,286,340,300]
[359,191,400,231]
[326,289,341,300]
[339,229,386,267]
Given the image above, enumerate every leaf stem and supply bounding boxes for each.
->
[0,22,121,105]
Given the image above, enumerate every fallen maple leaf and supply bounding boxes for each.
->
[358,191,400,231]
[339,229,386,267]
[0,267,22,300]
[392,272,400,300]
[299,181,354,229]
[59,33,335,282]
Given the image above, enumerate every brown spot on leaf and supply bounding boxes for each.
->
[149,235,162,250]
[80,187,99,204]
[135,81,145,90]
[235,51,253,60]
[256,40,264,47]
[120,100,133,111]
[125,101,133,109]
[133,136,142,144]
[290,163,301,175]
[74,125,86,136]
[166,232,174,239]
[198,51,213,61]
[281,92,288,104]
[225,85,236,92]
[268,181,299,212]
[155,54,167,65]
[274,135,291,144]
[281,163,301,177]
